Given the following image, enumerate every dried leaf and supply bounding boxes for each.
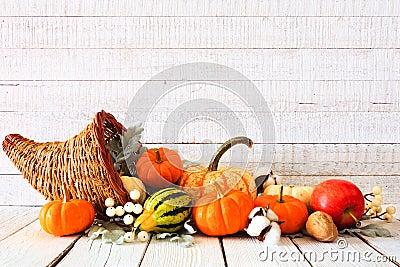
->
[183,220,197,234]
[121,124,144,149]
[341,223,392,238]
[156,233,178,239]
[87,221,126,245]
[170,235,195,248]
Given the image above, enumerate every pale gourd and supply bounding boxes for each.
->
[120,176,147,203]
[263,185,314,213]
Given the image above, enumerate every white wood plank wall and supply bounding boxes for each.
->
[0,1,399,206]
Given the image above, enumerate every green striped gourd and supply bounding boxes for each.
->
[134,188,192,233]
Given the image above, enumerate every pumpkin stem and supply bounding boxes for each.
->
[208,136,253,172]
[153,148,163,163]
[62,183,70,203]
[277,185,284,203]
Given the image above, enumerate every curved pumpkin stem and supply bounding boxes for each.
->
[208,136,253,172]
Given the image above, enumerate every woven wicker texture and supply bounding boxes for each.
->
[2,110,130,213]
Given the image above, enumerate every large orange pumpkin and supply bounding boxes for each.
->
[39,189,95,236]
[136,147,183,189]
[193,182,254,236]
[255,185,308,234]
[178,137,256,201]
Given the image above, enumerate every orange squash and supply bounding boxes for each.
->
[193,182,254,236]
[178,137,256,201]
[39,188,95,236]
[136,147,183,189]
[255,185,308,234]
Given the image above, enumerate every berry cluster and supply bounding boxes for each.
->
[364,186,397,223]
[104,189,149,242]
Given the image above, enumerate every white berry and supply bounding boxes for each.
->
[383,213,393,223]
[124,202,134,213]
[123,214,134,225]
[132,204,143,215]
[105,198,115,207]
[386,206,396,215]
[374,195,383,202]
[137,231,149,242]
[130,189,141,201]
[115,206,125,216]
[371,199,381,207]
[372,186,382,195]
[106,207,116,217]
[124,232,135,243]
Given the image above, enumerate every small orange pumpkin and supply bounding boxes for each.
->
[136,147,183,189]
[255,185,308,234]
[39,187,95,236]
[178,137,256,201]
[193,181,254,236]
[264,184,314,213]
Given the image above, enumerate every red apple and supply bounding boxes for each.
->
[310,179,364,229]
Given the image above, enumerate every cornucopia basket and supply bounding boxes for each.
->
[2,110,130,214]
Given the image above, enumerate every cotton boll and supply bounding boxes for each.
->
[266,209,279,222]
[246,216,271,237]
[263,222,281,246]
[248,207,266,219]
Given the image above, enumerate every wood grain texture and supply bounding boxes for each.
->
[140,234,225,266]
[0,206,40,241]
[354,220,400,265]
[0,111,399,144]
[222,235,309,266]
[1,80,399,112]
[57,236,149,267]
[0,220,80,266]
[1,17,400,49]
[0,0,399,16]
[1,49,399,81]
[291,236,396,266]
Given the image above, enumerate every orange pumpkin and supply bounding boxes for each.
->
[178,137,256,201]
[39,188,95,236]
[263,184,314,213]
[193,182,254,236]
[254,185,308,234]
[136,147,183,189]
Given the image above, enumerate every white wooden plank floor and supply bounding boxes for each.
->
[0,206,399,267]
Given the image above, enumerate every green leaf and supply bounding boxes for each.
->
[121,123,144,149]
[360,229,377,237]
[343,223,393,238]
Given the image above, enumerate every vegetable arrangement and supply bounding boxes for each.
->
[31,119,397,248]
